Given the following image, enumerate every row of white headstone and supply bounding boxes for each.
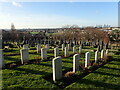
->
[0,44,108,69]
[20,44,82,64]
[62,44,82,52]
[24,44,82,54]
[6,44,108,65]
[52,49,109,81]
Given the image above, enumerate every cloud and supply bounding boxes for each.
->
[12,1,22,7]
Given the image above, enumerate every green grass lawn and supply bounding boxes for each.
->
[30,32,39,34]
[2,55,74,89]
[2,44,120,89]
[4,45,91,64]
[3,48,20,55]
[2,67,57,88]
[66,55,120,89]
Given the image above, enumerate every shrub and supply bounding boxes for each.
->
[34,56,41,60]
[8,44,14,48]
[93,50,96,52]
[87,66,93,69]
[103,55,113,61]
[82,59,85,62]
[93,63,99,66]
[115,51,120,55]
[88,63,92,66]
[10,63,17,68]
[118,49,120,51]
[34,56,41,63]
[64,71,75,77]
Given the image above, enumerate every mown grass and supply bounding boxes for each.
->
[66,55,120,89]
[2,56,74,88]
[30,32,39,34]
[3,45,98,64]
[3,48,20,55]
[2,45,86,88]
[2,68,57,88]
[2,44,119,89]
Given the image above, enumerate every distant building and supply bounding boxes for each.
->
[11,23,16,31]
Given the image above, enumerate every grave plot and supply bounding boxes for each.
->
[4,55,21,64]
[4,48,20,56]
[2,54,74,88]
[2,44,85,88]
[3,44,106,70]
[3,44,84,67]
[4,52,41,64]
[2,43,120,89]
[66,55,120,89]
[3,45,53,64]
[2,67,58,88]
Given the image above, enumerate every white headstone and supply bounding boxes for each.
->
[73,46,76,53]
[0,38,2,49]
[20,49,29,64]
[85,52,90,67]
[62,44,65,51]
[106,49,109,55]
[79,46,82,54]
[95,51,98,63]
[79,41,81,45]
[73,54,80,72]
[37,44,41,53]
[41,48,47,60]
[45,44,49,50]
[73,41,75,45]
[52,56,62,81]
[64,47,69,57]
[68,44,70,50]
[54,47,59,57]
[0,50,4,69]
[23,45,28,49]
[48,40,50,44]
[101,50,104,59]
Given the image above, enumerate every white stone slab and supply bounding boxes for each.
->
[0,38,2,49]
[101,50,104,59]
[73,54,80,72]
[106,49,109,55]
[45,44,49,50]
[54,47,59,57]
[0,50,4,69]
[62,44,65,51]
[52,56,62,81]
[73,46,76,53]
[41,48,47,60]
[37,44,41,53]
[85,52,90,67]
[23,45,28,49]
[79,46,82,54]
[64,47,69,57]
[20,49,29,64]
[95,51,98,63]
[68,44,70,50]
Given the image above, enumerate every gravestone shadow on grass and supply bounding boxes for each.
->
[101,66,120,71]
[5,56,20,63]
[75,79,120,89]
[93,71,120,77]
[10,67,52,78]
